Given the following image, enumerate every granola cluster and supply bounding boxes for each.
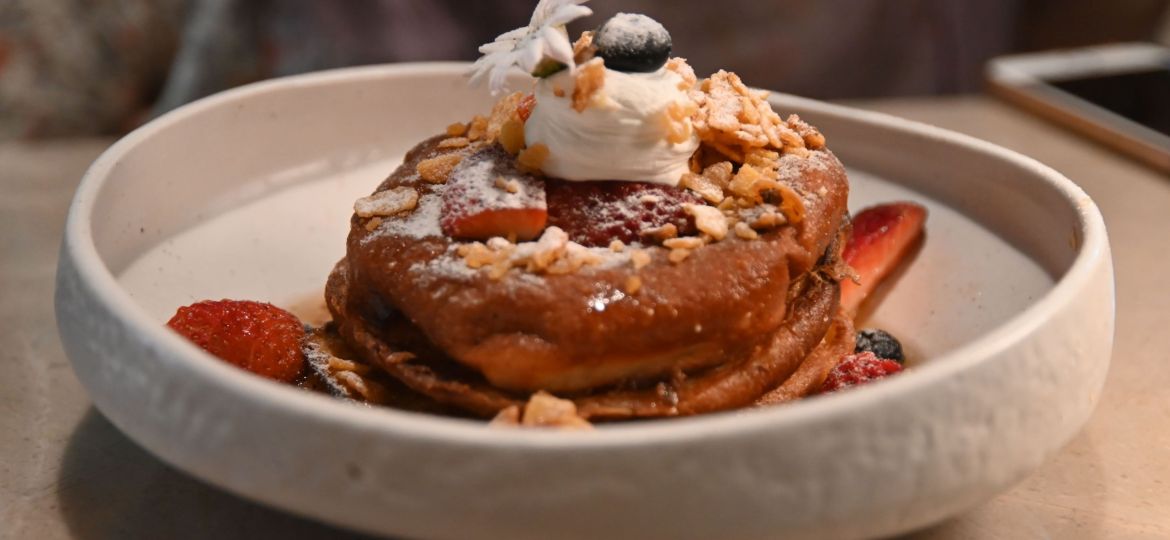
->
[490,391,592,430]
[321,355,389,403]
[456,227,606,280]
[691,70,825,161]
[354,186,419,218]
[415,92,536,185]
[358,45,829,282]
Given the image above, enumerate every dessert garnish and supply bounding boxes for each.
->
[167,300,306,383]
[470,0,592,91]
[820,351,904,394]
[855,328,905,364]
[166,1,929,428]
[840,202,928,316]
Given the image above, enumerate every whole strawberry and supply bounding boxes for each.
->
[167,300,305,383]
[820,351,903,393]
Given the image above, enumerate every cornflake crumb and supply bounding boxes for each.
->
[643,223,678,242]
[734,221,759,239]
[490,392,593,430]
[665,57,697,90]
[517,143,550,172]
[684,203,728,240]
[663,236,704,250]
[417,153,464,184]
[490,405,522,426]
[522,392,593,429]
[702,161,734,188]
[456,226,607,279]
[446,122,468,137]
[625,275,643,295]
[572,31,596,64]
[661,99,698,144]
[776,183,806,224]
[438,137,470,149]
[629,249,652,270]
[744,147,780,169]
[639,194,662,204]
[572,58,606,112]
[493,176,522,194]
[727,164,772,201]
[487,92,525,140]
[680,172,724,204]
[354,186,419,218]
[668,248,692,263]
[786,114,826,149]
[691,70,808,156]
[609,239,625,252]
[319,354,390,402]
[751,211,786,230]
[364,216,383,232]
[466,115,490,141]
[499,119,525,155]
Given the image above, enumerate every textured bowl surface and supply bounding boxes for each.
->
[56,64,1113,540]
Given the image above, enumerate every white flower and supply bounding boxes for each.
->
[469,0,592,94]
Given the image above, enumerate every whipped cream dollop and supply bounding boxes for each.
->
[523,66,699,186]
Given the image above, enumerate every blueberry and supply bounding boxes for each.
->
[594,13,672,73]
[855,329,905,364]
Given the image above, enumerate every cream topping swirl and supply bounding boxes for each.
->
[523,66,699,186]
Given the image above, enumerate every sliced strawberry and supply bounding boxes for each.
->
[167,300,306,383]
[440,146,548,241]
[840,202,927,317]
[546,180,703,246]
[444,207,548,241]
[820,351,903,393]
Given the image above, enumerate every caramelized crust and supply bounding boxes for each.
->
[333,136,849,394]
[326,260,841,419]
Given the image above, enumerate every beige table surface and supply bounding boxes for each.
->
[2,96,1167,539]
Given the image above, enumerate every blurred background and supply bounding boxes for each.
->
[1,0,1168,140]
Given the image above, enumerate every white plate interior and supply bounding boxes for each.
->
[118,161,1052,366]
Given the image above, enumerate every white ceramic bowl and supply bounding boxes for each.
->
[55,64,1114,540]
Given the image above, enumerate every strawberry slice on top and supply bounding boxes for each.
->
[440,146,548,241]
[546,180,703,247]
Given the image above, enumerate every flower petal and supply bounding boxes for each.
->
[495,27,529,42]
[529,0,557,26]
[540,26,575,66]
[470,0,593,91]
[543,4,592,28]
[489,63,516,95]
[517,39,545,73]
[478,40,515,54]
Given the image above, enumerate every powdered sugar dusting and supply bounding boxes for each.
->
[445,148,546,213]
[595,13,670,54]
[777,150,835,205]
[409,240,629,289]
[354,186,418,218]
[369,191,443,240]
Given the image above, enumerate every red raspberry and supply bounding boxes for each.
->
[546,179,702,246]
[820,351,903,393]
[167,300,306,383]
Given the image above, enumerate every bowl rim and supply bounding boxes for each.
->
[61,62,1110,448]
